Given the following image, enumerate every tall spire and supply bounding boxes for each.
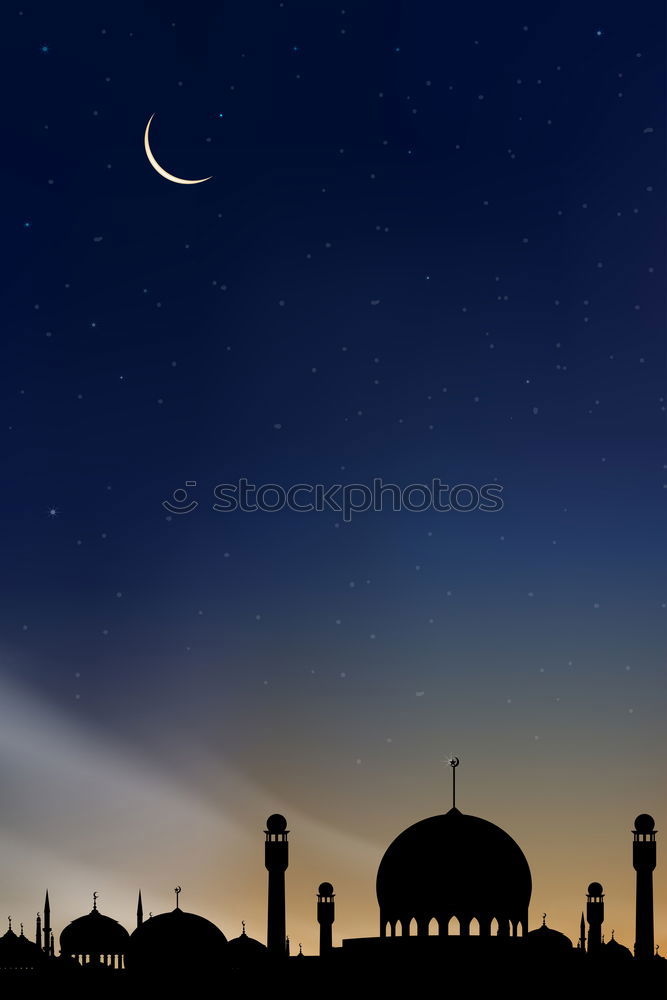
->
[579,912,586,951]
[137,890,143,927]
[42,891,51,954]
[35,912,41,948]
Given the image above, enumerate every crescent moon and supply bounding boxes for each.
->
[144,114,212,185]
[449,756,460,767]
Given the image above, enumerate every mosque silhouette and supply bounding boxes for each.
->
[1,761,664,997]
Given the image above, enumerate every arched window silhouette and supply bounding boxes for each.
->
[490,917,500,936]
[447,915,461,936]
[409,917,418,936]
[469,917,480,936]
[428,917,438,936]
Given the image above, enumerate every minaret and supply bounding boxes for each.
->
[35,913,41,948]
[633,813,656,960]
[585,882,604,954]
[579,912,586,951]
[317,882,335,955]
[137,890,144,928]
[42,891,51,955]
[264,814,289,956]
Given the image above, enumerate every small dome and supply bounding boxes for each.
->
[60,908,129,956]
[126,908,227,976]
[587,882,603,897]
[604,935,632,960]
[318,882,335,896]
[634,814,655,833]
[527,919,572,953]
[0,926,44,970]
[227,926,268,965]
[266,814,288,833]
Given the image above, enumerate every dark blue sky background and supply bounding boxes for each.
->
[1,0,665,950]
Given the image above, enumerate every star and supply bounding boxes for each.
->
[47,507,59,518]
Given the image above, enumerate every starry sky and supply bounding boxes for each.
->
[2,0,665,957]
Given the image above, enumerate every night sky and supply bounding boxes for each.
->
[3,0,665,956]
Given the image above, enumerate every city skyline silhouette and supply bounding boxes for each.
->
[1,760,664,997]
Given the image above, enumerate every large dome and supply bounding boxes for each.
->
[126,908,227,976]
[376,807,531,936]
[60,908,129,957]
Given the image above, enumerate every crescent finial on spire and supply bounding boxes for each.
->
[444,754,460,809]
